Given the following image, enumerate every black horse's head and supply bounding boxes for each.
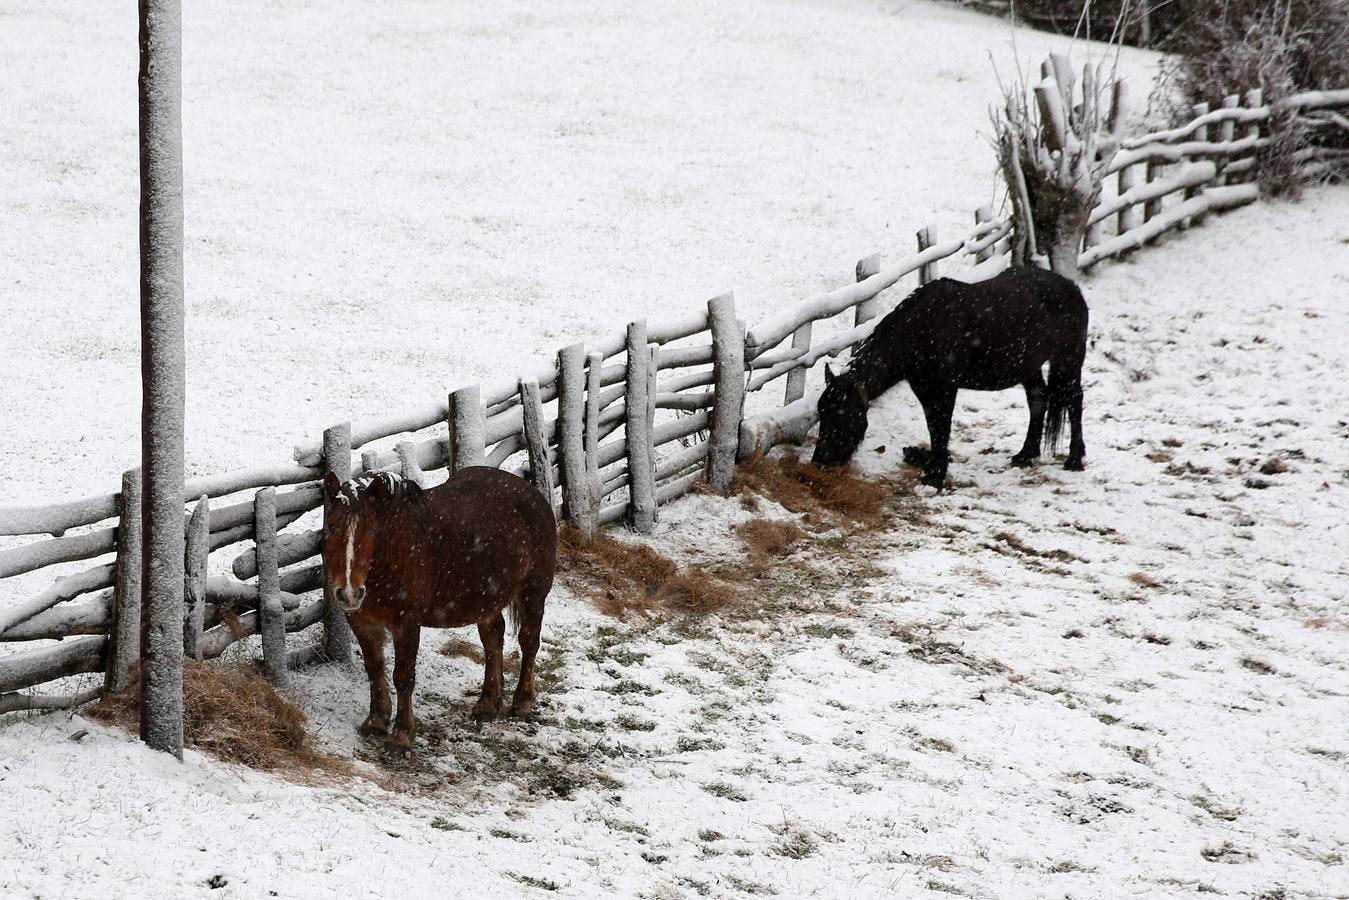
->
[812,365,869,466]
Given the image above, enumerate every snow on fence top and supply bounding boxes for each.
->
[2,83,1346,713]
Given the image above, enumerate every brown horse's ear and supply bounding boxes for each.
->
[370,472,393,499]
[824,364,836,386]
[323,471,341,498]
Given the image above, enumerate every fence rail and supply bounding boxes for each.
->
[2,80,1345,712]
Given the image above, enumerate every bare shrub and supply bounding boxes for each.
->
[1155,0,1349,193]
[736,519,809,572]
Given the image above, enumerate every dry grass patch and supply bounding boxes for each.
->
[736,519,808,571]
[558,526,742,620]
[87,661,351,779]
[729,451,914,531]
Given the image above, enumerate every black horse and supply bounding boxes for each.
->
[812,266,1088,487]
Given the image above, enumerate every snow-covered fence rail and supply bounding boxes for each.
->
[2,81,1346,712]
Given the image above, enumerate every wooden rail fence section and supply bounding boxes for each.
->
[1,85,1345,713]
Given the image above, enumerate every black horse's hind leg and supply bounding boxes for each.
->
[1012,374,1048,467]
[1065,380,1086,471]
[912,380,957,487]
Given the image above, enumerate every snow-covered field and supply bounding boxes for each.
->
[3,1,1348,899]
[0,0,1159,500]
[4,191,1347,898]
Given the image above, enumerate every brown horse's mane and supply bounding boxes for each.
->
[334,471,429,520]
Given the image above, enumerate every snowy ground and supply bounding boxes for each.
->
[0,0,1159,501]
[3,188,1347,899]
[4,1,1348,898]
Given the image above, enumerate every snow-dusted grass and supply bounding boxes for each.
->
[4,191,1347,898]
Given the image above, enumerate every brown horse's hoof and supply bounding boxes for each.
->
[1064,457,1085,472]
[383,739,414,760]
[508,698,535,720]
[358,716,389,737]
[471,698,502,722]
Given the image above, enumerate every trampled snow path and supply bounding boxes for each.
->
[2,188,1346,899]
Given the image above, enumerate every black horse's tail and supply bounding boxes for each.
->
[1045,353,1085,456]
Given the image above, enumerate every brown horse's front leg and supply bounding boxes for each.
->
[387,622,421,756]
[349,613,391,737]
[473,612,506,722]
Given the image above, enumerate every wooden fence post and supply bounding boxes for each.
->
[975,207,997,261]
[917,227,937,283]
[1218,93,1239,182]
[1143,159,1163,227]
[585,352,603,523]
[321,422,354,666]
[105,468,142,693]
[706,292,744,494]
[624,322,657,533]
[395,440,424,486]
[1185,101,1211,225]
[558,343,593,533]
[1117,162,1140,239]
[1244,88,1263,142]
[853,252,882,325]
[449,385,485,473]
[183,495,208,661]
[783,320,812,406]
[255,487,288,687]
[519,377,556,511]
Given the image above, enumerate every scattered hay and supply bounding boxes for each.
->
[87,661,350,779]
[736,519,808,571]
[730,451,912,530]
[557,526,742,620]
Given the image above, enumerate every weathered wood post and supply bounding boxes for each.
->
[1244,89,1263,142]
[182,495,208,660]
[783,319,812,406]
[975,207,997,262]
[519,377,556,510]
[853,252,882,325]
[1143,159,1163,227]
[584,351,603,522]
[1117,161,1139,239]
[706,293,744,494]
[1217,93,1240,182]
[624,322,657,533]
[360,448,381,473]
[395,440,424,486]
[917,227,937,283]
[105,468,142,693]
[1184,101,1211,226]
[448,385,485,473]
[320,422,353,666]
[137,0,186,757]
[254,487,288,687]
[557,343,594,533]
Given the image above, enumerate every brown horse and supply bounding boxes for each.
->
[321,467,556,755]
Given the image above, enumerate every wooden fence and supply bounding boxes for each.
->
[1,84,1345,715]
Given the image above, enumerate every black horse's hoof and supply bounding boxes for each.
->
[903,445,931,467]
[1064,457,1085,472]
[920,473,947,489]
[1010,455,1038,468]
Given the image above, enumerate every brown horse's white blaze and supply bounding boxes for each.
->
[322,468,557,756]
